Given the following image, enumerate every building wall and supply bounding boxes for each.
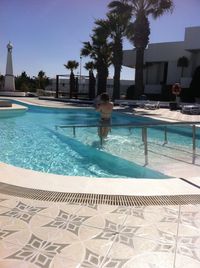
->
[122,26,200,93]
[184,26,200,51]
[145,42,189,61]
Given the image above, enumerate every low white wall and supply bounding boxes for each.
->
[0,91,26,97]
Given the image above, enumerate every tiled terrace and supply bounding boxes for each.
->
[0,97,200,267]
[0,189,200,268]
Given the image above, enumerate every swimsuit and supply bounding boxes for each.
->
[99,118,111,127]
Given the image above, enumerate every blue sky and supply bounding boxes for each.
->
[0,0,200,81]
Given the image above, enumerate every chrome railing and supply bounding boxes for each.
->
[55,121,200,165]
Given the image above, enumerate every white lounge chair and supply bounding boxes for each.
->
[182,104,200,114]
[136,100,148,108]
[144,101,160,110]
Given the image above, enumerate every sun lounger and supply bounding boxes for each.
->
[144,101,160,110]
[182,104,200,114]
[136,100,148,108]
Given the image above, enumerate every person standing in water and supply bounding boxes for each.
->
[95,92,113,139]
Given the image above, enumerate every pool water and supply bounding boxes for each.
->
[0,101,199,178]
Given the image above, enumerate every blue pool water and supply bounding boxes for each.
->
[0,101,199,178]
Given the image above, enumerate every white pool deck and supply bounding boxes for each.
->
[0,97,200,268]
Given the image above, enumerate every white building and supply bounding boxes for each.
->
[123,26,200,94]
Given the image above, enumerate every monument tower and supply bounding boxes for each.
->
[4,41,15,91]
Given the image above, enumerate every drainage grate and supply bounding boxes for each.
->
[0,181,199,206]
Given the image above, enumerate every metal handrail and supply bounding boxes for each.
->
[56,121,200,129]
[55,121,200,165]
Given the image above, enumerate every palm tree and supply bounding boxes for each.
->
[109,0,173,98]
[37,70,45,89]
[107,1,132,100]
[64,60,79,98]
[177,56,189,77]
[95,13,131,100]
[81,22,112,95]
[84,61,96,99]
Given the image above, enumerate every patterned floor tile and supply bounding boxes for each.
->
[177,223,200,238]
[143,205,179,213]
[61,239,114,267]
[19,199,82,219]
[144,206,180,224]
[179,205,200,228]
[180,204,200,213]
[0,259,38,268]
[0,196,200,267]
[79,248,106,267]
[0,201,48,224]
[0,198,21,210]
[0,206,17,217]
[132,224,177,245]
[0,215,29,243]
[104,205,143,216]
[50,255,83,268]
[123,252,174,268]
[64,247,108,268]
[0,240,26,260]
[176,235,200,262]
[0,212,114,260]
[43,209,91,233]
[175,253,200,268]
[0,193,13,199]
[0,217,79,248]
[3,227,114,267]
[111,206,146,223]
[122,213,178,244]
[0,218,57,251]
[76,204,128,229]
[98,252,129,268]
[0,195,8,201]
[109,237,160,260]
[105,218,178,260]
[4,233,69,268]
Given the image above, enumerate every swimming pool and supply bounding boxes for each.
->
[0,101,199,178]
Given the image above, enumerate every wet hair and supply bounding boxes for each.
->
[100,92,109,102]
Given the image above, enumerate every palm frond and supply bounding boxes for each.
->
[64,60,79,71]
[84,61,96,71]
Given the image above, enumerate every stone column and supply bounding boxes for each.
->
[4,41,15,91]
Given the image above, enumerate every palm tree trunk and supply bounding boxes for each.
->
[69,71,75,98]
[135,47,144,99]
[88,71,96,99]
[112,39,122,100]
[113,64,121,100]
[181,67,184,77]
[97,66,108,95]
[97,74,107,94]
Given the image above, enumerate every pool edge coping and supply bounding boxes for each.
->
[0,162,199,197]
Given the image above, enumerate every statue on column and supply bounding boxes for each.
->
[3,41,15,91]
